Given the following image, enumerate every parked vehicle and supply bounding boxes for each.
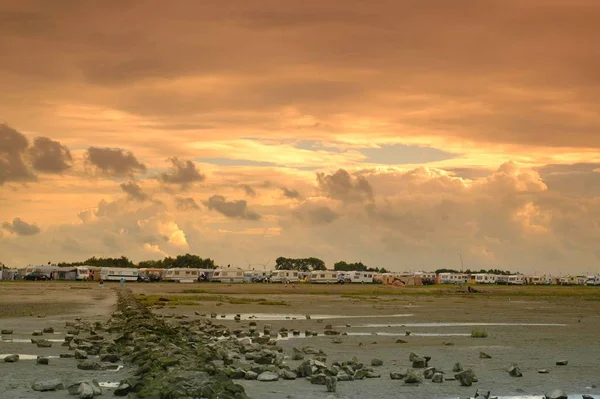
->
[309,270,344,284]
[343,271,375,284]
[24,272,50,281]
[211,268,245,283]
[162,268,208,283]
[586,275,600,286]
[270,270,301,284]
[100,267,139,282]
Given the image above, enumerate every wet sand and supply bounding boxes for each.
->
[2,281,600,398]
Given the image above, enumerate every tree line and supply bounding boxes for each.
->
[434,268,513,275]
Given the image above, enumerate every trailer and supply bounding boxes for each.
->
[162,268,204,283]
[586,275,600,286]
[472,273,498,284]
[211,268,245,283]
[270,270,301,283]
[438,273,470,284]
[309,270,343,284]
[100,267,139,282]
[343,271,375,283]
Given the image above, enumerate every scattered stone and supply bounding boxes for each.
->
[424,367,437,379]
[210,312,217,318]
[582,395,594,399]
[412,356,427,368]
[556,360,568,366]
[509,364,523,377]
[244,371,258,380]
[480,351,492,359]
[4,354,19,362]
[390,370,408,380]
[544,389,568,399]
[77,382,95,399]
[311,373,328,385]
[37,356,49,365]
[292,347,305,360]
[36,339,52,348]
[114,383,131,396]
[326,376,337,392]
[305,314,311,319]
[371,358,383,367]
[455,370,476,386]
[280,369,297,380]
[257,371,279,382]
[396,339,408,344]
[74,349,88,359]
[77,360,102,370]
[42,327,55,333]
[432,372,444,383]
[32,330,43,336]
[404,369,423,384]
[1,329,13,334]
[100,353,120,363]
[332,337,343,344]
[475,389,491,399]
[443,342,454,346]
[32,379,64,392]
[453,362,463,372]
[60,353,75,358]
[538,369,550,374]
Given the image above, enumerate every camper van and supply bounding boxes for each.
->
[438,273,470,284]
[309,270,343,284]
[472,273,498,284]
[162,268,202,283]
[100,267,139,282]
[211,268,245,283]
[586,275,600,286]
[505,275,524,285]
[270,270,301,284]
[343,271,375,284]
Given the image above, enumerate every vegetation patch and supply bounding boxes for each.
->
[136,294,288,307]
[471,329,488,338]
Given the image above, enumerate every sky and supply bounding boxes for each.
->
[1,0,600,274]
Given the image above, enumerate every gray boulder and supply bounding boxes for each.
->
[508,364,523,377]
[455,370,476,386]
[32,330,43,336]
[371,358,383,367]
[77,360,102,370]
[1,329,13,334]
[326,376,337,393]
[280,369,297,380]
[257,371,279,382]
[390,370,408,380]
[412,356,427,368]
[42,327,55,333]
[311,373,328,385]
[404,370,422,384]
[36,339,52,348]
[292,347,304,360]
[538,369,550,374]
[77,382,95,399]
[475,389,491,399]
[480,351,492,359]
[37,356,50,365]
[244,371,258,380]
[555,360,568,366]
[74,349,88,359]
[100,353,120,363]
[432,372,444,383]
[453,362,463,372]
[32,379,64,392]
[4,354,19,362]
[113,383,131,396]
[424,367,437,379]
[544,389,568,399]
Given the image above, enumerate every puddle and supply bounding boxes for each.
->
[203,313,413,321]
[1,338,64,343]
[0,354,60,360]
[345,322,567,328]
[218,331,470,342]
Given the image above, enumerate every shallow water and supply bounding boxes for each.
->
[0,354,60,360]
[1,338,64,343]
[209,313,413,321]
[345,322,567,328]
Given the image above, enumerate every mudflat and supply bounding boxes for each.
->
[1,281,600,398]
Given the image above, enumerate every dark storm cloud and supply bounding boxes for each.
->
[175,197,200,211]
[0,123,36,184]
[119,181,149,201]
[27,136,73,173]
[86,147,146,177]
[2,218,40,236]
[281,186,302,200]
[293,203,339,225]
[159,157,205,189]
[204,195,261,220]
[316,169,373,203]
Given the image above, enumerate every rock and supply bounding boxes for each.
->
[453,362,463,372]
[32,330,43,336]
[42,327,55,333]
[60,353,74,358]
[480,351,492,359]
[305,314,311,319]
[77,360,102,370]
[332,337,342,344]
[114,383,131,396]
[100,353,120,363]
[366,371,381,378]
[74,349,88,359]
[78,382,95,399]
[475,389,491,399]
[326,376,337,392]
[412,356,427,368]
[311,373,328,385]
[257,371,279,382]
[280,369,297,380]
[1,329,13,334]
[538,369,550,374]
[371,358,383,367]
[404,369,423,384]
[36,339,52,348]
[390,370,408,380]
[424,367,437,379]
[37,356,50,365]
[582,395,594,399]
[432,372,444,383]
[396,339,407,344]
[4,354,19,362]
[210,312,217,318]
[455,370,476,386]
[244,371,258,380]
[336,371,353,381]
[556,360,568,366]
[544,389,568,399]
[32,379,64,392]
[509,364,523,377]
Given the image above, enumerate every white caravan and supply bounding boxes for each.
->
[100,267,138,282]
[586,275,600,286]
[270,270,301,283]
[505,275,524,285]
[309,270,343,284]
[211,268,245,283]
[472,273,498,284]
[344,271,375,283]
[163,268,202,283]
[438,273,470,284]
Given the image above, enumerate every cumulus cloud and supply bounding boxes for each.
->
[293,201,339,225]
[120,181,149,201]
[2,218,40,236]
[204,195,261,220]
[175,197,200,211]
[0,123,36,184]
[27,136,72,173]
[281,186,302,200]
[159,157,205,189]
[86,147,146,177]
[316,169,373,203]
[239,184,257,197]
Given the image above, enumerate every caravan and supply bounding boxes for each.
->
[309,270,343,284]
[211,268,245,283]
[270,270,301,284]
[472,273,498,284]
[343,271,375,284]
[100,267,138,282]
[162,268,204,283]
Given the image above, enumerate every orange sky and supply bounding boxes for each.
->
[1,0,599,273]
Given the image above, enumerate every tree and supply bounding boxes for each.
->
[334,261,387,273]
[275,257,326,272]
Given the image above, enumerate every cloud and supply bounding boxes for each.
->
[175,197,200,211]
[281,186,302,200]
[239,184,257,197]
[27,136,72,173]
[204,195,261,220]
[119,181,149,201]
[293,202,339,225]
[86,147,146,177]
[316,169,373,203]
[2,218,40,236]
[159,157,205,189]
[0,123,36,184]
